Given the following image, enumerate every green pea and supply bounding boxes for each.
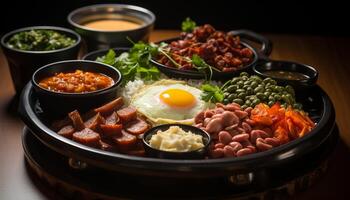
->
[245,99,251,105]
[247,88,254,95]
[223,99,230,104]
[238,93,246,99]
[274,94,281,100]
[270,79,277,85]
[241,105,248,110]
[263,77,273,84]
[224,92,230,97]
[236,89,245,93]
[237,81,244,88]
[243,85,250,90]
[268,100,275,107]
[268,96,275,101]
[228,94,237,101]
[244,80,251,85]
[251,81,258,88]
[256,92,266,100]
[240,72,249,77]
[232,77,240,84]
[227,85,236,93]
[264,91,271,97]
[285,85,295,96]
[233,98,244,105]
[253,99,261,105]
[254,86,264,93]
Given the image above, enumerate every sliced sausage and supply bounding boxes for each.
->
[94,97,124,116]
[68,110,85,131]
[72,128,101,147]
[100,124,123,137]
[125,118,149,135]
[84,113,106,131]
[105,112,119,125]
[99,140,116,151]
[113,130,137,151]
[57,125,75,139]
[117,107,137,123]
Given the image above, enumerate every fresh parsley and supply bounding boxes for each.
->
[181,17,196,33]
[201,84,224,103]
[96,42,161,86]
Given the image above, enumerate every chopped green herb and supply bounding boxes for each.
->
[7,29,76,51]
[181,17,197,33]
[201,83,224,103]
[96,42,161,86]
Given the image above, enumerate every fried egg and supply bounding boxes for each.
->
[130,80,210,124]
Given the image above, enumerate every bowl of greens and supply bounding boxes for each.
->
[0,26,81,94]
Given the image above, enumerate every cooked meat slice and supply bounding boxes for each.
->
[125,118,149,135]
[57,125,75,139]
[94,97,124,116]
[100,124,123,137]
[72,128,101,147]
[117,107,137,123]
[68,110,85,131]
[84,113,106,131]
[105,112,119,125]
[99,140,116,151]
[52,117,71,131]
[113,130,137,151]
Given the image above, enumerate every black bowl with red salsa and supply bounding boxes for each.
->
[151,25,272,80]
[31,60,122,118]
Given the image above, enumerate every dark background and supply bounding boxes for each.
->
[0,0,348,36]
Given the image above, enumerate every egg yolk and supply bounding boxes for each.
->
[160,89,196,108]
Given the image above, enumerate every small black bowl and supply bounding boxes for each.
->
[0,26,81,94]
[82,47,130,61]
[31,60,122,118]
[150,30,272,81]
[142,124,211,159]
[253,60,318,91]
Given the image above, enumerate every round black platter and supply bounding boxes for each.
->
[18,82,336,178]
[23,125,339,199]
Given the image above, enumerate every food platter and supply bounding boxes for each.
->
[19,82,335,178]
[0,3,337,197]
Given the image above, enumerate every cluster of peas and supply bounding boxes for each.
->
[221,72,302,109]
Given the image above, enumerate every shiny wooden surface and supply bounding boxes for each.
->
[1,30,350,199]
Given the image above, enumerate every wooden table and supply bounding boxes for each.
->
[1,30,350,199]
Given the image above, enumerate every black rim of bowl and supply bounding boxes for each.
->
[0,26,81,54]
[142,124,211,156]
[150,37,259,76]
[31,60,122,96]
[82,47,131,61]
[67,4,156,33]
[19,84,335,167]
[253,60,319,85]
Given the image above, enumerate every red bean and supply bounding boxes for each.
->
[223,145,235,157]
[214,143,225,149]
[205,118,223,134]
[211,148,224,158]
[221,111,239,127]
[236,148,253,157]
[224,104,240,111]
[229,142,243,152]
[232,133,249,142]
[234,110,248,119]
[194,111,205,124]
[264,137,280,147]
[242,122,252,133]
[204,110,214,118]
[218,131,232,145]
[256,138,273,151]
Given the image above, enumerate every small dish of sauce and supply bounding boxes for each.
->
[83,19,141,31]
[39,69,114,93]
[263,70,309,81]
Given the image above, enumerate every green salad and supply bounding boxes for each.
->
[7,29,76,51]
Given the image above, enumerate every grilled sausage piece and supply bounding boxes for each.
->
[100,124,123,138]
[105,112,119,125]
[125,118,149,135]
[57,125,75,139]
[94,97,124,116]
[84,112,106,131]
[72,128,101,147]
[117,107,137,123]
[68,110,85,131]
[113,130,137,151]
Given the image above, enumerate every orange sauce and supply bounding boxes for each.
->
[83,19,141,31]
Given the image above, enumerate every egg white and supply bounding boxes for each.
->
[130,80,210,125]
